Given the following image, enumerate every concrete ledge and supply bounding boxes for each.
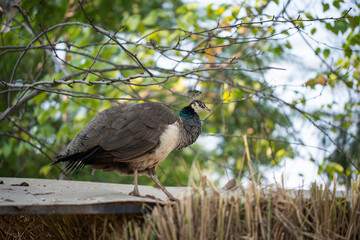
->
[0,177,188,215]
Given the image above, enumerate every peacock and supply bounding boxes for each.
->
[53,100,210,200]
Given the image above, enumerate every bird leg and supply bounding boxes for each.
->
[148,168,177,201]
[129,170,142,197]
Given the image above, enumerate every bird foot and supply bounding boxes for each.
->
[129,190,143,198]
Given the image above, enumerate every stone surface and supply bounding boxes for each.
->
[0,177,189,215]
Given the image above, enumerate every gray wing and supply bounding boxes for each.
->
[58,104,129,157]
[100,102,179,161]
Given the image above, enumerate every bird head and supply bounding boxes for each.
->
[190,100,211,113]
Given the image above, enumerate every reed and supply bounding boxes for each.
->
[1,177,359,240]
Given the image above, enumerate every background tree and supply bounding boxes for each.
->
[0,0,358,187]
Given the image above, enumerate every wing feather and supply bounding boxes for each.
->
[100,102,179,162]
[58,104,127,157]
[57,102,179,164]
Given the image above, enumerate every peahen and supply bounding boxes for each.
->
[53,100,210,200]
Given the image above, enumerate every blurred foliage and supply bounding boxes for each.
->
[0,0,359,187]
[307,1,360,184]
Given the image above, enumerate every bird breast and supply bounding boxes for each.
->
[150,122,180,167]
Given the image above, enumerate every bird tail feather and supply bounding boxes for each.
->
[52,145,103,173]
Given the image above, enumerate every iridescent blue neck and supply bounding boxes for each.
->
[179,106,196,118]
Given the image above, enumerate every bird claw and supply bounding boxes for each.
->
[129,190,143,198]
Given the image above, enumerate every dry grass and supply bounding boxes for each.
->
[0,214,146,240]
[139,178,360,240]
[1,178,359,240]
[1,138,359,239]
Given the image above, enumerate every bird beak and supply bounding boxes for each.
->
[204,106,211,111]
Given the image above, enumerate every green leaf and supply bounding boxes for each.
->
[305,13,313,20]
[313,114,319,122]
[334,20,348,34]
[2,145,12,158]
[323,48,330,59]
[334,114,344,121]
[143,12,157,26]
[301,97,306,106]
[345,48,352,58]
[311,28,317,35]
[232,5,240,16]
[344,80,353,88]
[333,1,340,9]
[343,121,351,129]
[33,92,47,104]
[285,41,292,49]
[318,160,326,174]
[335,59,343,66]
[273,46,283,57]
[126,14,141,31]
[323,3,330,12]
[39,165,52,177]
[326,162,344,174]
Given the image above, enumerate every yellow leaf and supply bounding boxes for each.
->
[222,89,232,102]
[39,165,52,177]
[217,6,225,15]
[275,149,286,158]
[266,147,272,157]
[224,15,234,22]
[190,34,198,40]
[205,47,216,63]
[305,75,327,86]
[237,27,249,35]
[326,162,344,174]
[228,102,236,113]
[246,128,254,134]
[305,79,314,86]
[232,6,240,16]
[236,157,242,169]
[204,41,223,63]
[219,21,231,32]
[315,76,326,85]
